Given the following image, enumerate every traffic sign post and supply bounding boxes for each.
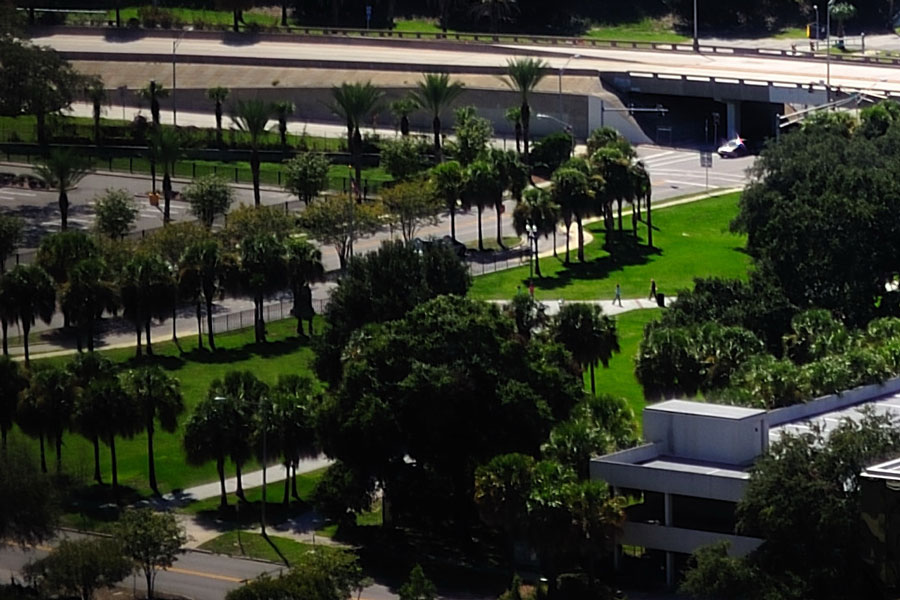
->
[700,151,713,190]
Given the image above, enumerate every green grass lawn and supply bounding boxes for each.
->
[180,468,324,517]
[393,19,445,33]
[198,531,322,566]
[8,316,321,499]
[465,236,522,251]
[99,6,280,28]
[586,18,689,43]
[468,192,749,301]
[772,26,809,39]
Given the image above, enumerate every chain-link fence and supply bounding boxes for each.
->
[201,297,328,336]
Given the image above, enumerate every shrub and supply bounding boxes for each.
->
[531,131,574,173]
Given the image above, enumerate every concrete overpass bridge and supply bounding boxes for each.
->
[30,29,900,147]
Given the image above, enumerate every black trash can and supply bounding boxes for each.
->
[656,292,665,307]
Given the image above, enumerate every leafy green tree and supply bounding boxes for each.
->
[551,167,592,263]
[314,240,471,384]
[0,444,58,546]
[464,159,502,251]
[274,100,295,151]
[60,258,117,353]
[830,1,856,38]
[137,80,168,129]
[531,131,574,174]
[119,253,173,357]
[284,152,330,205]
[390,97,418,136]
[285,237,324,337]
[782,309,849,364]
[552,303,620,396]
[93,188,138,239]
[33,149,91,231]
[430,160,466,242]
[180,238,232,350]
[0,264,55,364]
[411,73,465,162]
[68,353,116,484]
[330,82,383,193]
[184,175,234,229]
[123,366,184,496]
[470,0,518,31]
[25,538,132,600]
[206,86,229,147]
[380,137,430,181]
[117,508,187,600]
[399,565,436,600]
[238,234,287,343]
[513,187,559,277]
[298,194,383,269]
[0,214,23,354]
[232,99,275,206]
[381,179,442,243]
[222,204,296,246]
[83,76,107,146]
[452,105,492,166]
[504,57,548,161]
[504,290,547,339]
[0,356,27,452]
[36,231,98,292]
[311,461,376,528]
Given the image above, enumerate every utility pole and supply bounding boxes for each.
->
[826,0,831,102]
[693,0,699,51]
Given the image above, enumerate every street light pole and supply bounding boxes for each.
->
[693,0,699,51]
[814,4,819,51]
[826,0,831,102]
[526,222,536,297]
[172,30,189,127]
[260,399,267,537]
[558,54,580,123]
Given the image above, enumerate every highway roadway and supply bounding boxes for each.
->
[30,33,900,96]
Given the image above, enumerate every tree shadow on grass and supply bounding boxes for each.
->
[533,233,661,293]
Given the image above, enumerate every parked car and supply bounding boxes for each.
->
[717,137,748,158]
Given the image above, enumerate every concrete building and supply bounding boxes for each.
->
[591,378,900,587]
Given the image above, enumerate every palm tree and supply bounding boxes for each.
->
[137,80,169,129]
[232,99,275,207]
[68,352,117,484]
[85,376,141,502]
[630,160,653,246]
[552,303,620,396]
[180,239,231,350]
[505,106,522,155]
[552,167,593,263]
[184,397,232,508]
[513,187,560,277]
[147,128,184,223]
[60,258,118,352]
[470,0,518,32]
[263,375,320,504]
[411,73,464,163]
[427,0,456,32]
[33,149,91,231]
[285,237,324,337]
[239,233,287,343]
[330,82,384,195]
[0,265,55,365]
[210,371,267,500]
[464,159,503,252]
[0,356,28,453]
[274,100,295,152]
[16,385,52,473]
[206,87,230,147]
[504,58,549,162]
[430,160,466,241]
[122,366,184,497]
[591,147,631,232]
[390,97,418,136]
[29,364,78,474]
[490,150,527,249]
[119,254,173,358]
[84,76,106,146]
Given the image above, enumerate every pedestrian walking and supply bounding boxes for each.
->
[614,283,623,307]
[649,279,657,301]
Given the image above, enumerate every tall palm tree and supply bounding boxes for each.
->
[504,58,549,162]
[591,147,631,232]
[30,364,78,474]
[427,0,456,32]
[184,397,232,508]
[552,302,620,396]
[83,76,106,146]
[119,254,173,358]
[137,80,169,129]
[60,257,118,353]
[390,97,418,136]
[552,167,594,263]
[33,149,91,231]
[0,356,28,453]
[512,187,560,278]
[68,352,117,484]
[85,376,141,502]
[147,128,184,223]
[122,366,184,497]
[239,233,287,344]
[232,99,275,207]
[16,384,52,473]
[285,237,324,337]
[206,87,230,147]
[274,100,295,152]
[0,265,55,365]
[210,371,267,500]
[505,106,523,155]
[490,149,527,249]
[430,160,466,241]
[411,73,464,163]
[330,82,383,195]
[470,0,518,32]
[180,239,231,350]
[630,160,653,246]
[464,159,503,252]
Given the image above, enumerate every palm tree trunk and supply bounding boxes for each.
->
[217,456,227,507]
[39,433,47,473]
[163,171,172,223]
[432,116,442,162]
[235,462,245,499]
[450,205,456,241]
[87,317,95,352]
[22,321,30,366]
[617,198,623,231]
[196,301,204,349]
[232,10,239,32]
[135,324,142,358]
[215,104,223,147]
[148,419,159,495]
[564,220,571,264]
[110,435,119,501]
[279,120,288,151]
[291,462,300,499]
[256,295,266,343]
[521,102,531,162]
[145,318,153,356]
[150,159,157,194]
[400,115,410,136]
[92,436,102,484]
[55,431,63,474]
[515,122,522,154]
[171,303,178,344]
[534,237,542,277]
[283,464,291,505]
[281,1,288,26]
[93,102,101,146]
[589,362,596,395]
[477,205,485,251]
[36,110,47,148]
[251,151,261,206]
[206,296,216,350]
[115,5,121,27]
[352,128,363,197]
[59,190,69,231]
[576,215,585,262]
[647,194,653,248]
[496,203,505,249]
[1,317,7,356]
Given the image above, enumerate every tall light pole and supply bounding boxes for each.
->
[814,4,819,51]
[826,0,831,102]
[260,397,267,537]
[171,29,189,127]
[526,221,537,297]
[558,54,580,122]
[693,0,699,51]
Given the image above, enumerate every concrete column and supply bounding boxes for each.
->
[726,101,741,139]
[664,492,673,526]
[664,493,674,587]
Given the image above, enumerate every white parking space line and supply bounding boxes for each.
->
[643,155,703,168]
[0,189,37,197]
[653,170,747,182]
[640,150,677,162]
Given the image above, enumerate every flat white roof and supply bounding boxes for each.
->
[648,400,766,420]
[770,392,900,445]
[640,457,751,480]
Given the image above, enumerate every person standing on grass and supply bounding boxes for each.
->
[614,283,623,307]
[649,279,657,300]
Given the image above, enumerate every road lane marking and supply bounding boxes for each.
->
[166,566,246,583]
[640,150,676,161]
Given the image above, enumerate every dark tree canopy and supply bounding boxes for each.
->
[0,444,58,546]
